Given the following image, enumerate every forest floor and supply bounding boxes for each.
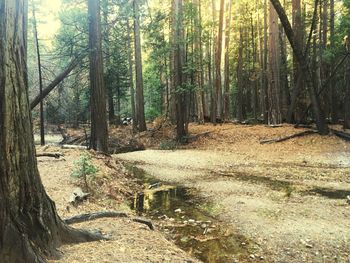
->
[37,146,200,263]
[117,123,350,263]
[36,123,350,263]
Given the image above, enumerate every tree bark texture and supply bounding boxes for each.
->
[133,0,147,132]
[88,0,109,152]
[0,1,104,262]
[267,2,282,125]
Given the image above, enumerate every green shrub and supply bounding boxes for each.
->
[159,140,178,150]
[71,153,98,190]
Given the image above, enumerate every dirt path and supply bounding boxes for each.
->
[36,147,200,263]
[117,147,350,263]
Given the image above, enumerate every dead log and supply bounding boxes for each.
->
[330,129,350,141]
[132,217,154,230]
[30,56,83,110]
[260,130,317,144]
[61,144,88,150]
[36,152,63,158]
[64,211,154,230]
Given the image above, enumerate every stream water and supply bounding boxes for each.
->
[128,166,251,263]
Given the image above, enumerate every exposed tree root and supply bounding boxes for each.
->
[36,152,64,159]
[63,211,128,224]
[260,130,317,144]
[63,211,154,230]
[132,217,154,230]
[330,129,350,141]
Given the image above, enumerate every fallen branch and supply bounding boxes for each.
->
[36,152,63,158]
[330,129,350,141]
[132,218,154,230]
[260,130,317,144]
[63,211,155,230]
[64,211,128,225]
[61,144,88,150]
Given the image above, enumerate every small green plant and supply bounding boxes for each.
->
[71,154,98,190]
[159,140,178,150]
[284,185,294,198]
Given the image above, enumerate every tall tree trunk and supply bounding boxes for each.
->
[329,0,337,123]
[267,2,282,125]
[102,0,115,125]
[88,0,109,152]
[269,0,329,134]
[133,0,147,132]
[32,1,45,145]
[172,0,186,139]
[236,28,244,122]
[194,0,204,124]
[344,38,350,129]
[0,1,104,261]
[210,0,217,123]
[223,0,232,121]
[212,0,225,123]
[262,0,268,123]
[127,20,137,131]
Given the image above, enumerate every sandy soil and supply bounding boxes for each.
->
[36,146,200,263]
[117,123,350,263]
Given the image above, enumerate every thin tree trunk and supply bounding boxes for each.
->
[236,28,244,122]
[30,56,82,110]
[133,0,147,132]
[88,0,109,152]
[223,0,232,121]
[329,0,337,123]
[127,20,137,131]
[32,1,45,145]
[269,0,329,134]
[345,39,350,129]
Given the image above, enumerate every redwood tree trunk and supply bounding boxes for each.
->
[133,0,147,132]
[0,1,104,262]
[267,2,282,125]
[172,0,186,139]
[223,0,232,121]
[88,0,109,152]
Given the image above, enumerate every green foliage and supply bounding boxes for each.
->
[159,140,178,150]
[71,154,98,189]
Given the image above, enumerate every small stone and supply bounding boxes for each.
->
[175,208,182,213]
[183,220,188,224]
[241,242,246,246]
[305,243,313,248]
[188,219,195,223]
[169,218,175,222]
[250,254,255,259]
[259,256,264,260]
[201,224,207,229]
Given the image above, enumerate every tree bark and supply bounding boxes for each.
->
[267,2,282,125]
[0,1,105,261]
[88,0,109,152]
[172,0,186,139]
[127,20,137,132]
[212,0,224,123]
[133,0,147,132]
[32,1,45,145]
[269,0,329,135]
[223,0,232,121]
[236,28,244,122]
